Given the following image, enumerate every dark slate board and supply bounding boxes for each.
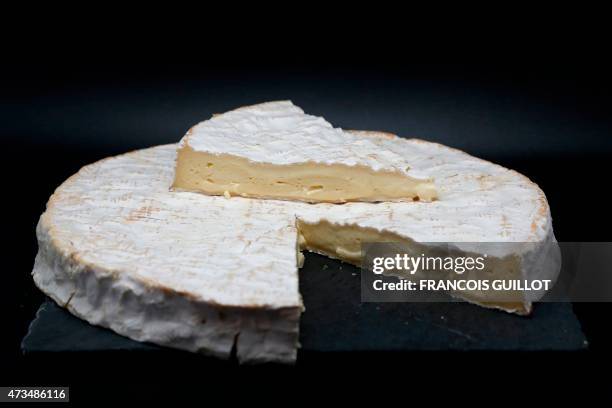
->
[22,253,588,354]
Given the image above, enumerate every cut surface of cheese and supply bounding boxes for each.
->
[33,133,559,364]
[173,101,437,203]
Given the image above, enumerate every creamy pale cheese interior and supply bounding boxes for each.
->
[173,146,437,203]
[296,220,529,314]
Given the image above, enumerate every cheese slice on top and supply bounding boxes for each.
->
[173,101,437,203]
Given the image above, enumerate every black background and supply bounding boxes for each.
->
[1,8,611,402]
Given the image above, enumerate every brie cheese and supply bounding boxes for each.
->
[173,101,437,203]
[33,133,559,363]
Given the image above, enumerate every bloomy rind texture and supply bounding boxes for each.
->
[176,101,437,202]
[180,101,427,176]
[33,215,301,364]
[32,131,559,362]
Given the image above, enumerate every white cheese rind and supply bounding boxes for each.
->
[180,101,430,179]
[33,133,558,362]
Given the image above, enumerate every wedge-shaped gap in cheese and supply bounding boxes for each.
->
[173,101,437,203]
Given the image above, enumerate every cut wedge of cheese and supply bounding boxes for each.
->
[33,133,559,364]
[173,101,437,203]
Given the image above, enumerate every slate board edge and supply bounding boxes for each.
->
[22,298,588,354]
